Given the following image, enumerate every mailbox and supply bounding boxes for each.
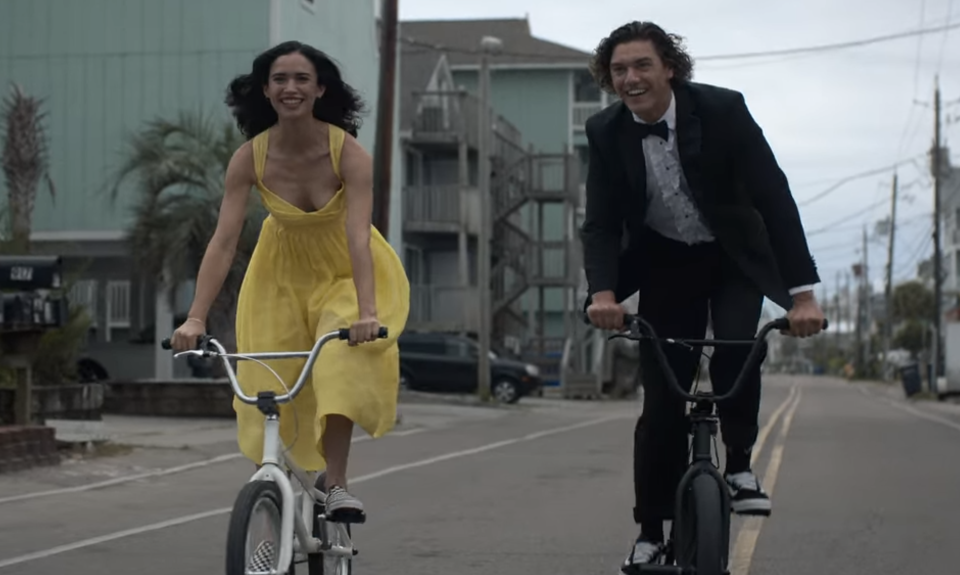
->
[0,256,62,291]
[0,255,67,329]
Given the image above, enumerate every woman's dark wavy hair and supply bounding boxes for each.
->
[588,22,694,93]
[225,41,366,139]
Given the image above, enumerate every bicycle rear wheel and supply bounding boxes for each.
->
[226,480,295,575]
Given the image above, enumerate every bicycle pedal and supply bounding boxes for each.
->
[324,508,366,524]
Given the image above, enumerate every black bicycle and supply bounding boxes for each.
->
[599,313,827,575]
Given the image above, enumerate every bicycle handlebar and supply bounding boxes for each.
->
[605,314,827,403]
[160,326,388,405]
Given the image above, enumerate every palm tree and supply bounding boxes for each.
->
[112,110,266,352]
[1,82,56,252]
[1,83,92,387]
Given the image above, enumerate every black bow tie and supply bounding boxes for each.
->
[634,120,669,141]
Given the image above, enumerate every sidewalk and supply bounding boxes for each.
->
[850,377,960,418]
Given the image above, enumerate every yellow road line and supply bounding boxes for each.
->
[751,384,797,468]
[729,387,803,575]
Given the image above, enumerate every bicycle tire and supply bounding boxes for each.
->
[225,480,295,575]
[690,473,725,575]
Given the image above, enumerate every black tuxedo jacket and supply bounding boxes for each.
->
[579,81,819,312]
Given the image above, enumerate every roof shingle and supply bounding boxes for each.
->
[399,18,592,68]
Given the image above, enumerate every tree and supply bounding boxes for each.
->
[894,319,927,359]
[111,111,265,352]
[1,83,56,252]
[889,280,934,361]
[891,280,935,323]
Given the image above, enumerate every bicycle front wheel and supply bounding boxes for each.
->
[312,517,351,575]
[689,473,725,575]
[226,480,295,575]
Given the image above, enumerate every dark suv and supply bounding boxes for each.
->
[397,332,542,403]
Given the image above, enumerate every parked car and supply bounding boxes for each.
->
[397,332,542,403]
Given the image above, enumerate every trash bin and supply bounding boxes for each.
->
[899,363,922,398]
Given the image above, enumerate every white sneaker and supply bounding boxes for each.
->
[725,471,771,516]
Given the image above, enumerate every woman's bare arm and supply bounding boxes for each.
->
[339,133,378,320]
[185,142,255,323]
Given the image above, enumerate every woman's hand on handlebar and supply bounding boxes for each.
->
[170,317,206,352]
[349,314,382,346]
[586,292,626,331]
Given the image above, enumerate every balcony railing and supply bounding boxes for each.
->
[572,102,603,129]
[403,185,480,233]
[409,284,479,331]
[409,90,523,149]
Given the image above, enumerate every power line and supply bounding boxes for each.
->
[697,19,960,61]
[796,157,923,207]
[807,197,896,235]
[399,19,960,62]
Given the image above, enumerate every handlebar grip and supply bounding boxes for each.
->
[772,317,829,331]
[338,326,389,340]
[160,335,208,351]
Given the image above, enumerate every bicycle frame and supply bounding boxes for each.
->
[165,327,384,574]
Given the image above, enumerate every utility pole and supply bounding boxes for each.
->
[931,76,943,392]
[883,173,898,380]
[855,226,867,376]
[370,0,398,236]
[864,224,872,375]
[476,36,502,401]
[835,270,841,349]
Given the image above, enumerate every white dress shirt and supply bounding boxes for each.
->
[632,92,816,297]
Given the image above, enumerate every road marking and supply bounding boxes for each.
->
[750,385,797,468]
[729,386,803,575]
[0,428,434,506]
[0,435,370,506]
[0,413,629,569]
[858,386,960,433]
[0,508,232,570]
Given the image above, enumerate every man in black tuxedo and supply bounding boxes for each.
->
[579,21,826,571]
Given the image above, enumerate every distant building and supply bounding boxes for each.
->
[396,17,591,386]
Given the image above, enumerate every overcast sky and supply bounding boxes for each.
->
[399,0,960,303]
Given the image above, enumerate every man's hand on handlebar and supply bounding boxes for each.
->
[785,291,826,338]
[586,291,626,331]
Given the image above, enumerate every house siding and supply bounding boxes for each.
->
[0,0,268,234]
[451,69,572,154]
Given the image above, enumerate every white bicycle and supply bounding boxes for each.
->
[162,326,388,575]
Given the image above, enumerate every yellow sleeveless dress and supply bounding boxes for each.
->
[232,123,410,472]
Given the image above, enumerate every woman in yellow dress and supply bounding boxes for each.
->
[169,41,409,523]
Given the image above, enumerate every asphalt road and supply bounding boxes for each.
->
[0,376,959,574]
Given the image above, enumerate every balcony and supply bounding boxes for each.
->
[572,101,603,130]
[409,90,523,150]
[528,240,576,286]
[409,284,479,332]
[403,185,480,235]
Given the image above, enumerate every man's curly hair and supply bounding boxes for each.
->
[588,21,694,94]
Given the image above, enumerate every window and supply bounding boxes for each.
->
[573,70,601,103]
